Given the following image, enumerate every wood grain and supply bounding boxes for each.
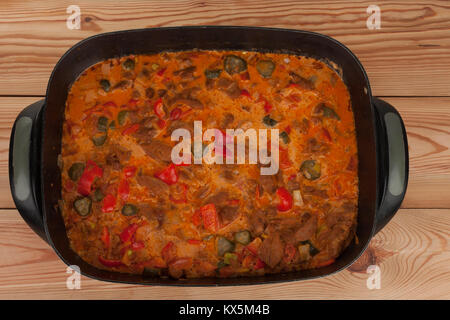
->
[0,0,449,96]
[1,96,449,209]
[1,0,449,300]
[0,208,447,299]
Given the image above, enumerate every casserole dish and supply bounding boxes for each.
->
[9,26,408,285]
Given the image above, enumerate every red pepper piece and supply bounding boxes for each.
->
[157,118,166,129]
[346,155,357,171]
[264,101,272,113]
[169,257,193,270]
[103,101,118,108]
[120,223,139,243]
[284,125,291,134]
[187,239,201,245]
[276,187,293,212]
[322,128,332,142]
[118,179,130,201]
[240,72,250,80]
[154,164,178,185]
[98,256,122,268]
[246,244,258,256]
[77,160,103,196]
[283,243,296,263]
[153,98,165,118]
[240,89,251,98]
[157,67,166,76]
[254,258,265,270]
[228,199,240,206]
[170,107,182,120]
[200,203,219,233]
[174,160,191,167]
[64,180,74,192]
[128,99,139,109]
[288,94,301,102]
[131,241,145,251]
[123,166,137,178]
[161,241,175,262]
[279,147,292,170]
[258,98,272,113]
[101,194,116,213]
[191,210,202,226]
[317,258,335,268]
[101,226,110,249]
[121,123,140,135]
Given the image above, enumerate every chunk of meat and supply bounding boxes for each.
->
[105,144,131,170]
[194,185,211,199]
[137,204,165,228]
[217,77,233,89]
[303,137,329,154]
[286,179,300,192]
[241,179,263,198]
[258,234,284,268]
[302,185,328,198]
[218,205,239,226]
[141,140,172,162]
[222,112,235,128]
[131,116,158,143]
[131,89,141,99]
[247,212,266,236]
[133,126,157,144]
[293,212,318,242]
[136,174,169,197]
[205,190,229,205]
[145,87,155,99]
[173,66,196,80]
[289,72,314,90]
[259,174,278,194]
[216,77,241,99]
[175,98,203,109]
[268,212,318,243]
[325,201,357,228]
[317,202,357,256]
[157,89,167,97]
[221,169,235,181]
[113,80,132,90]
[205,78,215,90]
[168,88,203,109]
[292,118,310,135]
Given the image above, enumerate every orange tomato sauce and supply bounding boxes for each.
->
[60,50,358,278]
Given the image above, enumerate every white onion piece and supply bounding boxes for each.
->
[293,189,303,206]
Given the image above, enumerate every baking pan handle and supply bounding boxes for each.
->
[9,99,47,241]
[373,97,409,234]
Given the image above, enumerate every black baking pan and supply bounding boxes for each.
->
[8,26,408,285]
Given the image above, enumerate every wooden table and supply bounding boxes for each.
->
[0,0,448,300]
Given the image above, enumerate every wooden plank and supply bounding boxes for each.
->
[0,208,448,299]
[0,0,449,96]
[395,98,450,208]
[1,96,449,208]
